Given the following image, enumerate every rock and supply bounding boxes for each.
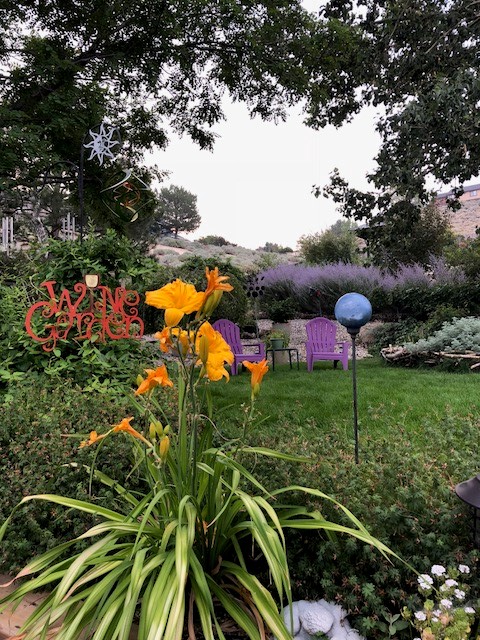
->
[280,600,365,640]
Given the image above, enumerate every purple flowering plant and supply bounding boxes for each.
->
[258,260,466,316]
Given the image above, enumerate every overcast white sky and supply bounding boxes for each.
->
[145,0,477,251]
[148,101,384,250]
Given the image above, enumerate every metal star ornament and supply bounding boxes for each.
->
[83,123,121,165]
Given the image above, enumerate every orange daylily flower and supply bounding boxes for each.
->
[145,280,205,326]
[135,364,173,396]
[242,359,269,396]
[154,327,173,353]
[155,327,192,356]
[204,267,233,298]
[201,267,233,316]
[112,417,151,445]
[79,430,106,448]
[196,322,234,381]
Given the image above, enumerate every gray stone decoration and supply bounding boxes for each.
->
[280,600,365,640]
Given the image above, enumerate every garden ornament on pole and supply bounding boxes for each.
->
[334,293,372,464]
[80,123,122,242]
[455,475,480,548]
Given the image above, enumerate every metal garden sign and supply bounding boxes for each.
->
[25,279,144,352]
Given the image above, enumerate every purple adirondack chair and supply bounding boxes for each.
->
[305,317,349,372]
[212,319,266,375]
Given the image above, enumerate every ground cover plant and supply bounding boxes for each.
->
[210,360,480,637]
[0,382,145,572]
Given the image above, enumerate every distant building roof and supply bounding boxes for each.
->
[437,183,480,199]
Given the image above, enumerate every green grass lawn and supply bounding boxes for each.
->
[211,357,480,455]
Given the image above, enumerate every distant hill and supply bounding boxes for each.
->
[148,237,300,269]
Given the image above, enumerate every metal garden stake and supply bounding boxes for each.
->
[334,293,372,464]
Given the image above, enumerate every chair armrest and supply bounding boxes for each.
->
[335,341,349,349]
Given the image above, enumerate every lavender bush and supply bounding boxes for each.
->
[258,260,467,318]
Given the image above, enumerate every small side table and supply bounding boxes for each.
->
[266,347,300,371]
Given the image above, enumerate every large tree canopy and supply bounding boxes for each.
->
[0,0,365,192]
[320,0,480,219]
[2,0,479,235]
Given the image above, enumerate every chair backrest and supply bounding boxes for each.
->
[305,317,337,351]
[212,319,243,354]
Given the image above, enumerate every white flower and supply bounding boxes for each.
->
[465,607,475,614]
[431,565,446,576]
[414,611,427,621]
[433,610,441,617]
[418,574,434,589]
[432,617,439,623]
[454,589,466,600]
[458,564,470,574]
[445,579,458,587]
[440,599,452,609]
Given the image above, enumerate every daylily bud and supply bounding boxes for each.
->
[149,422,156,440]
[198,334,209,365]
[159,436,170,460]
[136,374,144,387]
[202,290,223,317]
[149,421,163,440]
[163,425,170,435]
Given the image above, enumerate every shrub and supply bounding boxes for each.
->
[0,380,143,572]
[261,297,299,322]
[258,261,471,319]
[368,319,428,354]
[404,317,480,354]
[257,242,293,253]
[259,263,388,316]
[298,229,359,264]
[28,230,158,291]
[0,282,157,389]
[0,232,165,385]
[197,235,235,246]
[176,255,250,325]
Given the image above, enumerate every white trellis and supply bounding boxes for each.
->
[62,212,76,240]
[1,216,14,254]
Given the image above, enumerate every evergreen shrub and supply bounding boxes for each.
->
[28,230,158,291]
[0,232,164,384]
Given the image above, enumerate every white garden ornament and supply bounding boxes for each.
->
[281,600,365,640]
[83,123,121,165]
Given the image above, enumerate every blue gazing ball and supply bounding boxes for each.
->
[334,293,372,329]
